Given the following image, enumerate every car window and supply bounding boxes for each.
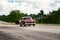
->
[23,18,31,20]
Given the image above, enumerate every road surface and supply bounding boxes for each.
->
[0,24,60,40]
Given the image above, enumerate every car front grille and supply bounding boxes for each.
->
[26,22,34,23]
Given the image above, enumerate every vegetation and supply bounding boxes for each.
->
[36,8,60,24]
[0,10,28,22]
[0,8,60,24]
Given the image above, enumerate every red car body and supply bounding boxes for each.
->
[20,16,35,26]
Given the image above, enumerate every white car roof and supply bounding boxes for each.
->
[22,16,32,18]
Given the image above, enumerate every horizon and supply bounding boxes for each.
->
[0,0,60,15]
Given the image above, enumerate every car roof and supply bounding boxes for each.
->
[22,16,32,18]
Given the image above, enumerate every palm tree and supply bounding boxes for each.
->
[40,10,44,19]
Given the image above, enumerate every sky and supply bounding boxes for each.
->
[0,0,60,15]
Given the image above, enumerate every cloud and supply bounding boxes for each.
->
[0,0,60,15]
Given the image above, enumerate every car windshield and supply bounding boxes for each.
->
[23,18,31,20]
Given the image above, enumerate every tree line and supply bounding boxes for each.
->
[0,8,60,24]
[0,10,28,22]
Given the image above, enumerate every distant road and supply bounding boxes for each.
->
[0,24,60,40]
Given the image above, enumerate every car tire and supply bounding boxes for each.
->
[28,24,31,26]
[33,24,35,26]
[24,24,26,26]
[20,24,22,26]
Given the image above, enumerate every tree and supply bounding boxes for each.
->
[37,10,44,19]
[7,10,21,22]
[0,15,7,21]
[37,13,41,18]
[40,10,44,19]
[29,14,37,19]
[44,8,60,24]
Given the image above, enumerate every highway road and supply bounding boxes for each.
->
[0,24,60,40]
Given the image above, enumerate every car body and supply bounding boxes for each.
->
[19,16,35,26]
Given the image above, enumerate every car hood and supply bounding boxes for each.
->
[24,19,33,22]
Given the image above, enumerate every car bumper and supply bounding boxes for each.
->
[25,23,35,25]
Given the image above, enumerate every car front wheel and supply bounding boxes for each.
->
[33,24,35,26]
[24,24,26,26]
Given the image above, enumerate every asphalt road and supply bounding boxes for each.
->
[0,24,60,40]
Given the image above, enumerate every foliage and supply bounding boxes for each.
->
[7,10,21,22]
[38,8,60,24]
[0,15,7,21]
[0,8,60,24]
[0,10,28,22]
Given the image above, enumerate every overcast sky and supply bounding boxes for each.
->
[0,0,60,15]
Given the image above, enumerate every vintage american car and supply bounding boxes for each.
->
[19,16,35,26]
